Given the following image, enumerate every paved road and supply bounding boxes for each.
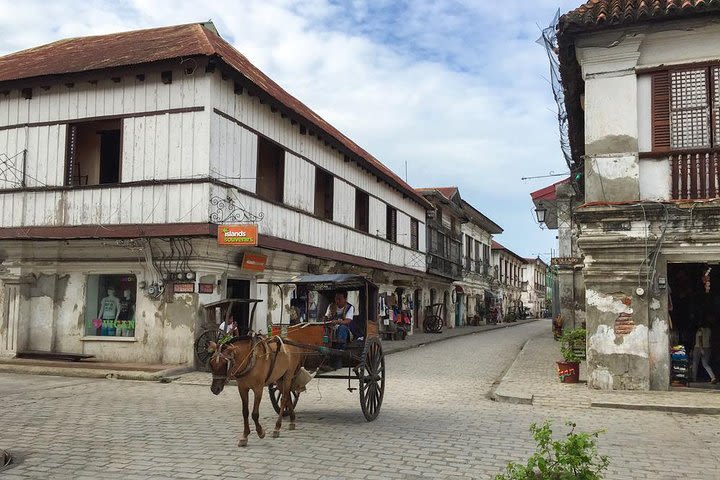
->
[1,321,718,479]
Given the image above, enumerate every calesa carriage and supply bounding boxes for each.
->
[195,274,385,431]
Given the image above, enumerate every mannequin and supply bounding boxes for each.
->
[98,288,120,335]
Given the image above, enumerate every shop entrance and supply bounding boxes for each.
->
[668,263,719,388]
[226,279,251,334]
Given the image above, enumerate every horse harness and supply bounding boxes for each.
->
[212,335,284,385]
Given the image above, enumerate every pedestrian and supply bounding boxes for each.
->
[693,315,717,384]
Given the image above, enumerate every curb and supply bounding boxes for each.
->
[0,363,192,382]
[1,321,542,382]
[384,319,541,356]
[491,337,537,406]
[590,401,720,416]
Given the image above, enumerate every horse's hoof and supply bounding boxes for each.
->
[289,423,296,431]
[272,430,280,438]
[238,439,248,448]
[257,430,265,439]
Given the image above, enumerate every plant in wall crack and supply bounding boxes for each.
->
[495,421,609,480]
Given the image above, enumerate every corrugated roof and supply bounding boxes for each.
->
[0,23,430,208]
[416,186,458,201]
[561,0,720,31]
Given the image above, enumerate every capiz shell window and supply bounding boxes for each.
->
[85,274,137,337]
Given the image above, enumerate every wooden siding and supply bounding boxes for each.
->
[123,110,209,182]
[396,211,411,249]
[0,71,209,127]
[284,152,314,211]
[209,74,426,222]
[368,196,387,239]
[333,177,355,227]
[0,183,209,227]
[0,124,65,188]
[209,109,257,192]
[0,71,212,190]
[211,185,425,272]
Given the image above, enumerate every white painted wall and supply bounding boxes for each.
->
[584,74,638,150]
[333,177,355,227]
[639,158,671,201]
[283,152,314,212]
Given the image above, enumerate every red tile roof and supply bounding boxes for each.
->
[561,0,720,31]
[530,178,569,202]
[491,240,526,263]
[0,23,431,208]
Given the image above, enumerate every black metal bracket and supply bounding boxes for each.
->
[210,193,264,224]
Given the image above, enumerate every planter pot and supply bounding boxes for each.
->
[557,361,580,383]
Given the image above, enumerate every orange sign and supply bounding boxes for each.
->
[241,253,268,272]
[218,224,258,246]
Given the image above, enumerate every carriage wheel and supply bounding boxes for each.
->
[424,315,443,334]
[358,338,385,422]
[194,329,222,366]
[268,384,300,417]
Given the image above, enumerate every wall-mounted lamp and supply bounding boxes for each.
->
[535,205,547,224]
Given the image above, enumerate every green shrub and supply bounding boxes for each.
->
[495,421,609,480]
[559,328,586,363]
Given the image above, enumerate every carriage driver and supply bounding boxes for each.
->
[324,290,362,344]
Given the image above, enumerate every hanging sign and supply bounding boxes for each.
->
[241,253,268,272]
[173,282,195,293]
[218,224,259,246]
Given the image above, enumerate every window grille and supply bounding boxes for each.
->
[670,69,710,149]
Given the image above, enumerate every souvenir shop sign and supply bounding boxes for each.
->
[241,253,268,272]
[218,224,258,246]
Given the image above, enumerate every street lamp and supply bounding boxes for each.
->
[535,205,547,224]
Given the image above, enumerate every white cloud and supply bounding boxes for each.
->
[0,0,582,257]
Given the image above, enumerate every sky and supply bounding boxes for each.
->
[0,0,581,260]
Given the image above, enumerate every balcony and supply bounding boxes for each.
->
[428,253,463,280]
[671,151,720,200]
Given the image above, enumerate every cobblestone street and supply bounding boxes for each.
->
[1,321,719,479]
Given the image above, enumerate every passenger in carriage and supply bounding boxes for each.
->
[324,290,363,344]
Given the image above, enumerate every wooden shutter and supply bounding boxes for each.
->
[651,71,671,151]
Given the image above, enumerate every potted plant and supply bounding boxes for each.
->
[558,328,586,383]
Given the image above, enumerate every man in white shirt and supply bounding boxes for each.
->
[693,317,717,384]
[324,291,359,344]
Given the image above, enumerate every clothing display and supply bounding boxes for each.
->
[670,345,690,386]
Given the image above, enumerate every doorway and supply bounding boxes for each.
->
[668,263,719,388]
[227,279,251,335]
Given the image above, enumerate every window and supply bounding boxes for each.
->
[355,190,369,232]
[256,136,285,203]
[386,205,397,242]
[314,167,334,220]
[474,240,481,273]
[436,207,443,224]
[465,235,472,270]
[84,274,137,337]
[651,66,720,151]
[66,119,122,186]
[410,218,419,250]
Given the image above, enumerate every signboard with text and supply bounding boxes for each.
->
[218,224,259,246]
[241,253,268,272]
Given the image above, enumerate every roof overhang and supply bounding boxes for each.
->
[529,178,569,230]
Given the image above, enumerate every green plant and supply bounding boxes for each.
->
[560,328,586,363]
[495,421,609,480]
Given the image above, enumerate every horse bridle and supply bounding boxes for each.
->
[211,335,284,385]
[211,336,260,384]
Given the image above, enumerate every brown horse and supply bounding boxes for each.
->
[208,335,304,447]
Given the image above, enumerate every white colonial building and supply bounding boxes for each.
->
[521,257,548,319]
[0,23,433,365]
